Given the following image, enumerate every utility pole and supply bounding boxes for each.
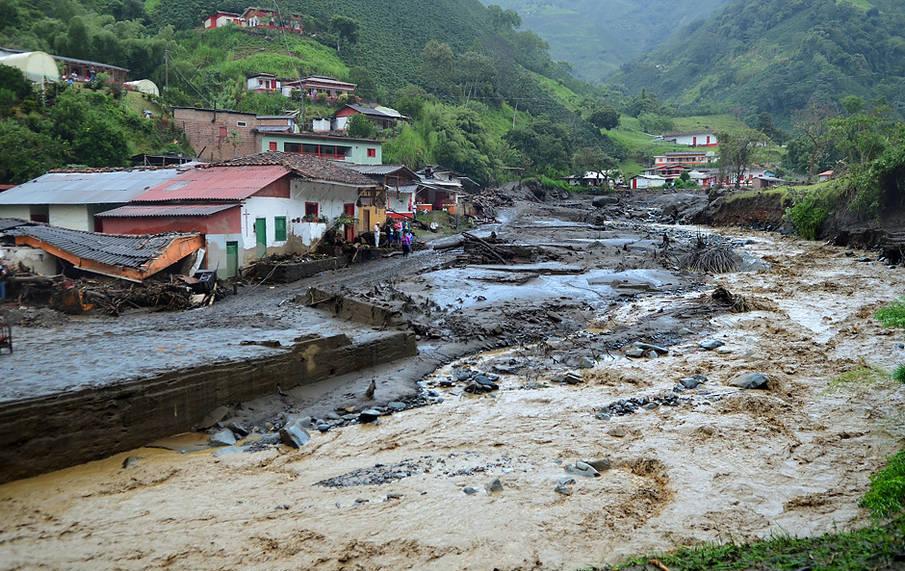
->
[512,101,518,129]
[164,49,169,92]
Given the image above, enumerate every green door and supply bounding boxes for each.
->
[226,241,238,278]
[255,218,267,258]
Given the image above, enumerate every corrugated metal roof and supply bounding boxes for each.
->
[135,166,289,202]
[0,218,29,232]
[97,204,239,218]
[0,169,183,205]
[6,225,197,269]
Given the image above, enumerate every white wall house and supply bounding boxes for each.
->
[246,73,280,93]
[630,174,668,189]
[659,132,719,147]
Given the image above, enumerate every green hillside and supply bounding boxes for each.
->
[612,0,905,121]
[482,0,728,82]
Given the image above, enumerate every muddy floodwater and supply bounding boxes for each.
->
[1,225,903,570]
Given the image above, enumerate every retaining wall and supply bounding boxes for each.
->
[0,331,416,483]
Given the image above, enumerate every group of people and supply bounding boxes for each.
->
[373,220,415,257]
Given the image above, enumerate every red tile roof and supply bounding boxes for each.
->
[134,166,289,202]
[213,152,377,186]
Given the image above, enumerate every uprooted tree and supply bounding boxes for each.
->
[718,129,768,188]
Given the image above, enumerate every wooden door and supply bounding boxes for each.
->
[255,218,267,258]
[226,241,239,278]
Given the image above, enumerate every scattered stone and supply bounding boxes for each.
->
[607,427,627,438]
[276,504,290,510]
[565,461,600,478]
[578,356,596,369]
[226,422,250,438]
[209,428,237,447]
[198,405,230,430]
[465,381,499,394]
[699,339,725,351]
[486,478,504,493]
[386,493,404,500]
[730,372,770,390]
[595,412,611,421]
[279,418,312,449]
[316,422,332,433]
[358,409,382,423]
[586,458,612,472]
[645,350,659,359]
[896,343,904,351]
[636,342,669,355]
[354,498,369,504]
[624,346,646,359]
[680,375,708,390]
[454,369,475,382]
[563,372,584,385]
[555,477,576,496]
[387,401,407,412]
[644,402,659,410]
[121,456,142,470]
[592,195,619,208]
[463,486,480,495]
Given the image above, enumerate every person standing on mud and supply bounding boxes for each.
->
[0,259,8,302]
[373,223,381,248]
[401,231,413,257]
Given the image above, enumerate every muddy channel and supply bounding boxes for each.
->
[0,201,904,570]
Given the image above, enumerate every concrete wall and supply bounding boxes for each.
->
[0,331,417,484]
[0,246,58,275]
[49,205,92,231]
[0,205,31,221]
[174,108,259,162]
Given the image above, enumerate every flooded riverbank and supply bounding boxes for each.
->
[1,222,902,570]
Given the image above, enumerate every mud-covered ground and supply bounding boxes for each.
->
[1,192,904,570]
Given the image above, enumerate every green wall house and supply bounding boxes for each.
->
[260,133,382,165]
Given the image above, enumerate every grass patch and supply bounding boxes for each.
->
[876,299,905,329]
[610,450,905,571]
[862,451,905,518]
[894,365,905,384]
[828,365,890,392]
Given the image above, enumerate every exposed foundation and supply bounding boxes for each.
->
[0,330,416,483]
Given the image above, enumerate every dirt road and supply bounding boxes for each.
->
[0,203,903,570]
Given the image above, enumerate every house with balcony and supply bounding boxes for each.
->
[260,132,382,165]
[281,76,356,102]
[246,72,281,93]
[657,131,718,147]
[96,152,382,277]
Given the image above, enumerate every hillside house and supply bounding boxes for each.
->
[752,175,787,190]
[818,170,835,182]
[97,153,382,278]
[658,131,718,147]
[653,151,717,168]
[334,104,408,131]
[261,132,382,165]
[203,11,241,29]
[246,72,280,93]
[415,166,479,213]
[630,174,667,189]
[282,76,356,102]
[0,168,187,232]
[241,8,304,33]
[173,107,301,162]
[346,165,419,219]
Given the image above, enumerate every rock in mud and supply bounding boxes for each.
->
[637,342,669,355]
[586,458,612,472]
[387,401,407,412]
[226,422,250,438]
[699,339,725,351]
[730,372,770,390]
[624,345,646,359]
[279,419,312,448]
[213,446,243,458]
[565,461,600,478]
[463,486,480,495]
[209,429,237,447]
[563,372,584,385]
[465,381,499,394]
[578,356,596,369]
[607,427,627,438]
[316,422,332,433]
[486,478,504,493]
[680,375,708,390]
[555,477,576,496]
[358,409,382,423]
[592,195,619,208]
[121,456,142,470]
[198,406,230,430]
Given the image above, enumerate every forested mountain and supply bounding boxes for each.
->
[0,0,619,184]
[613,0,905,121]
[481,0,728,82]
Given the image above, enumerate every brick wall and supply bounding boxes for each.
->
[174,108,260,162]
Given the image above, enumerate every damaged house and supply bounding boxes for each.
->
[96,152,384,278]
[0,167,188,231]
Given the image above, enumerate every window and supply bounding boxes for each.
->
[237,121,247,128]
[268,141,278,151]
[367,148,377,158]
[274,217,287,241]
[305,202,319,220]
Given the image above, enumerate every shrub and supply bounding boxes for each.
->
[876,298,905,328]
[893,365,905,384]
[861,451,905,518]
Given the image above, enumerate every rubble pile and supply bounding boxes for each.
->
[60,277,223,316]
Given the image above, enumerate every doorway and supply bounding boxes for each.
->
[226,241,239,278]
[255,218,267,258]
